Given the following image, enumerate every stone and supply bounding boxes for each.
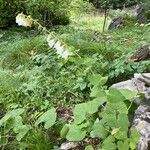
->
[59,142,78,150]
[132,105,150,150]
[108,17,124,30]
[128,45,150,62]
[132,5,149,24]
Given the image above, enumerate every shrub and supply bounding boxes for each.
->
[0,0,72,27]
[24,0,71,27]
[0,0,24,27]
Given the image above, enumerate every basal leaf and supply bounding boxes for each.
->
[89,74,107,86]
[74,98,103,124]
[101,114,118,128]
[90,86,106,98]
[107,88,126,103]
[66,124,86,141]
[90,119,108,139]
[35,107,56,129]
[74,103,87,124]
[86,98,102,114]
[102,102,128,116]
[119,89,138,100]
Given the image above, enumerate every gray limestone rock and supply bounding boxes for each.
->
[132,105,150,150]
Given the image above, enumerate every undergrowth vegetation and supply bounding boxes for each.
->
[0,6,150,150]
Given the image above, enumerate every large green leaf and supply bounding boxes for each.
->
[119,89,138,100]
[74,98,102,124]
[66,124,86,141]
[100,114,118,128]
[102,101,128,115]
[117,113,129,132]
[90,86,106,98]
[114,130,127,140]
[35,107,56,129]
[0,108,24,126]
[86,98,102,114]
[89,74,108,86]
[90,119,108,139]
[74,103,87,124]
[107,88,126,103]
[102,135,116,150]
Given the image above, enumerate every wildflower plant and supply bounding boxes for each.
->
[16,13,75,59]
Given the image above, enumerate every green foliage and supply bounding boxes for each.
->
[0,11,148,149]
[0,108,31,143]
[62,74,139,149]
[25,0,71,26]
[92,0,137,9]
[0,0,94,27]
[0,0,24,27]
[35,108,57,129]
[20,128,53,150]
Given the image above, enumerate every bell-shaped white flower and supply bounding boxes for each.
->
[54,41,62,50]
[47,35,73,59]
[56,45,64,55]
[16,13,33,27]
[47,35,56,48]
[61,50,72,59]
[47,39,55,48]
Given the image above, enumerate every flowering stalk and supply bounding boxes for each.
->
[16,13,80,59]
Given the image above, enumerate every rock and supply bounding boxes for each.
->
[134,73,150,86]
[132,5,149,24]
[59,142,78,150]
[136,6,148,24]
[132,105,150,150]
[112,79,145,92]
[108,17,124,30]
[128,45,150,62]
